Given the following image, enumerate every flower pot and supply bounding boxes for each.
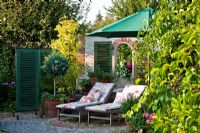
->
[44,99,62,117]
[82,87,91,94]
[102,79,109,83]
[69,96,77,102]
[89,77,99,84]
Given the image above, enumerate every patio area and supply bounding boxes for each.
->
[0,112,128,133]
[0,1,199,133]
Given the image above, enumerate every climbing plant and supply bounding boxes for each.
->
[117,44,132,62]
[127,0,200,132]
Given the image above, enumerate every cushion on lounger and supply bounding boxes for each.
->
[122,84,146,98]
[79,96,96,103]
[113,92,124,104]
[86,103,121,111]
[87,82,114,103]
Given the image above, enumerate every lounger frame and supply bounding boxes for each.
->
[87,109,121,126]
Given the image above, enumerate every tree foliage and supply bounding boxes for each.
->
[51,18,80,61]
[0,0,84,48]
[42,51,68,78]
[0,0,88,85]
[0,45,14,82]
[106,0,157,20]
[85,12,115,32]
[51,18,83,94]
[127,0,200,132]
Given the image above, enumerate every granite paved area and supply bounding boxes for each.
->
[0,114,128,133]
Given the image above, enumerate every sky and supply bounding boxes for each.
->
[86,0,112,23]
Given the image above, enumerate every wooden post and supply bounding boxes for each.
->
[78,111,81,123]
[57,108,60,120]
[110,113,113,126]
[88,111,90,125]
[53,78,56,97]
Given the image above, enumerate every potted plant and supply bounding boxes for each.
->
[88,68,111,84]
[79,79,92,94]
[88,69,101,84]
[41,51,68,117]
[40,92,68,117]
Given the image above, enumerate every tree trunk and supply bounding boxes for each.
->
[53,78,56,97]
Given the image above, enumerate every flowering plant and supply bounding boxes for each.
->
[143,112,156,125]
[125,108,155,132]
[1,82,16,87]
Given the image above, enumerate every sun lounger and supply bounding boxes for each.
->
[56,82,115,123]
[85,84,146,126]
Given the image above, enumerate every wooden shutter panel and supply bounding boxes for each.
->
[16,49,40,111]
[94,42,112,75]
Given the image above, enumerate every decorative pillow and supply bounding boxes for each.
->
[88,89,102,101]
[79,96,95,103]
[133,89,140,97]
[93,91,102,101]
[113,92,124,104]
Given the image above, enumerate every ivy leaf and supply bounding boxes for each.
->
[168,73,174,80]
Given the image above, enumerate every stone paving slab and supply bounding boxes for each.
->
[0,117,129,133]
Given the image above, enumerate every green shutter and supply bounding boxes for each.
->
[94,42,112,75]
[16,49,40,111]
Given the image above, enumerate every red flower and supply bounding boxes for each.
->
[149,113,156,119]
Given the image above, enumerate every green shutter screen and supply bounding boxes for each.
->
[94,42,112,75]
[16,49,40,111]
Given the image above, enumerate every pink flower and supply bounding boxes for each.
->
[146,119,151,125]
[143,112,149,118]
[149,113,156,119]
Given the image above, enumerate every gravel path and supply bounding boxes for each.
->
[0,113,129,133]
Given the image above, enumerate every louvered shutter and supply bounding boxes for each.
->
[16,49,40,111]
[94,42,112,75]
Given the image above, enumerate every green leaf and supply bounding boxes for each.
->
[154,122,163,132]
[159,95,164,102]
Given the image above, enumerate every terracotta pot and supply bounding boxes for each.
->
[69,96,77,102]
[89,77,99,84]
[44,99,62,117]
[82,87,91,94]
[102,79,109,83]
